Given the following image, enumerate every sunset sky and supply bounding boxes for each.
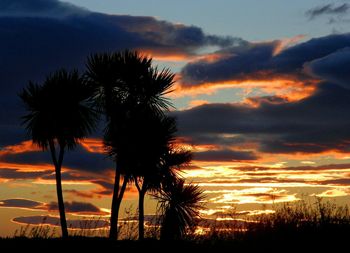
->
[1,0,350,237]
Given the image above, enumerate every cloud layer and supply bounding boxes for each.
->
[175,81,350,154]
[0,198,107,215]
[305,3,350,20]
[180,33,350,86]
[0,0,240,147]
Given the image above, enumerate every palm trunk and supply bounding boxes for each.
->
[138,188,146,240]
[49,140,68,238]
[109,168,120,239]
[135,178,146,240]
[109,167,128,240]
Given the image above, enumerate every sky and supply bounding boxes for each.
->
[1,0,350,237]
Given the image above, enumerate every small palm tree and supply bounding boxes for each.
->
[157,179,205,240]
[134,148,192,240]
[19,70,97,238]
[131,112,192,240]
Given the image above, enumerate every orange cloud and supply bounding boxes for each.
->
[80,138,104,154]
[169,76,318,104]
[316,189,350,198]
[0,161,53,172]
[188,100,209,108]
[0,140,40,156]
[205,187,298,205]
[273,35,306,56]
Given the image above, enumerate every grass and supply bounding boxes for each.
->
[2,198,349,252]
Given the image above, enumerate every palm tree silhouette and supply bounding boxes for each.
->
[157,179,205,240]
[85,50,175,239]
[19,70,97,238]
[131,112,192,240]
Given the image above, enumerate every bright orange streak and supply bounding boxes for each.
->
[273,35,305,56]
[0,140,40,156]
[0,162,53,172]
[139,49,194,62]
[141,49,237,63]
[80,138,104,153]
[169,77,318,104]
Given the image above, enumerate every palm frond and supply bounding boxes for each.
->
[19,69,98,150]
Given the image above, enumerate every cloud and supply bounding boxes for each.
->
[180,41,279,86]
[180,33,350,87]
[64,189,95,199]
[0,168,51,180]
[0,164,114,198]
[194,149,258,162]
[47,201,105,214]
[0,198,46,210]
[0,0,89,18]
[306,3,350,20]
[233,163,350,172]
[316,188,350,197]
[1,145,113,173]
[0,0,241,148]
[206,188,298,204]
[12,215,109,229]
[0,198,106,215]
[174,82,350,154]
[305,47,350,89]
[320,178,350,186]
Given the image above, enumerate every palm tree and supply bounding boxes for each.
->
[85,50,175,239]
[157,179,205,240]
[131,112,193,240]
[134,149,193,240]
[19,70,97,238]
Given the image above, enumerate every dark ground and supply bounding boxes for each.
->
[0,236,346,253]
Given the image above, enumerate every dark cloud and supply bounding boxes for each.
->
[47,201,105,214]
[0,0,89,18]
[0,198,46,210]
[306,3,350,20]
[246,96,289,107]
[0,198,106,214]
[174,82,350,154]
[194,149,258,162]
[305,47,350,89]
[112,15,241,51]
[0,166,113,197]
[0,169,51,179]
[91,180,114,196]
[319,178,350,186]
[1,145,113,173]
[12,215,109,229]
[0,166,91,182]
[0,0,240,148]
[180,33,350,86]
[41,170,92,182]
[181,42,278,85]
[64,189,95,199]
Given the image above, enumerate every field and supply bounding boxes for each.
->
[1,199,349,252]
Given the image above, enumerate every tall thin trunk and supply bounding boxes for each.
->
[138,188,146,240]
[109,167,120,239]
[109,167,129,240]
[135,178,146,240]
[49,140,68,238]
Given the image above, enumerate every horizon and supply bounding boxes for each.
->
[1,0,350,237]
